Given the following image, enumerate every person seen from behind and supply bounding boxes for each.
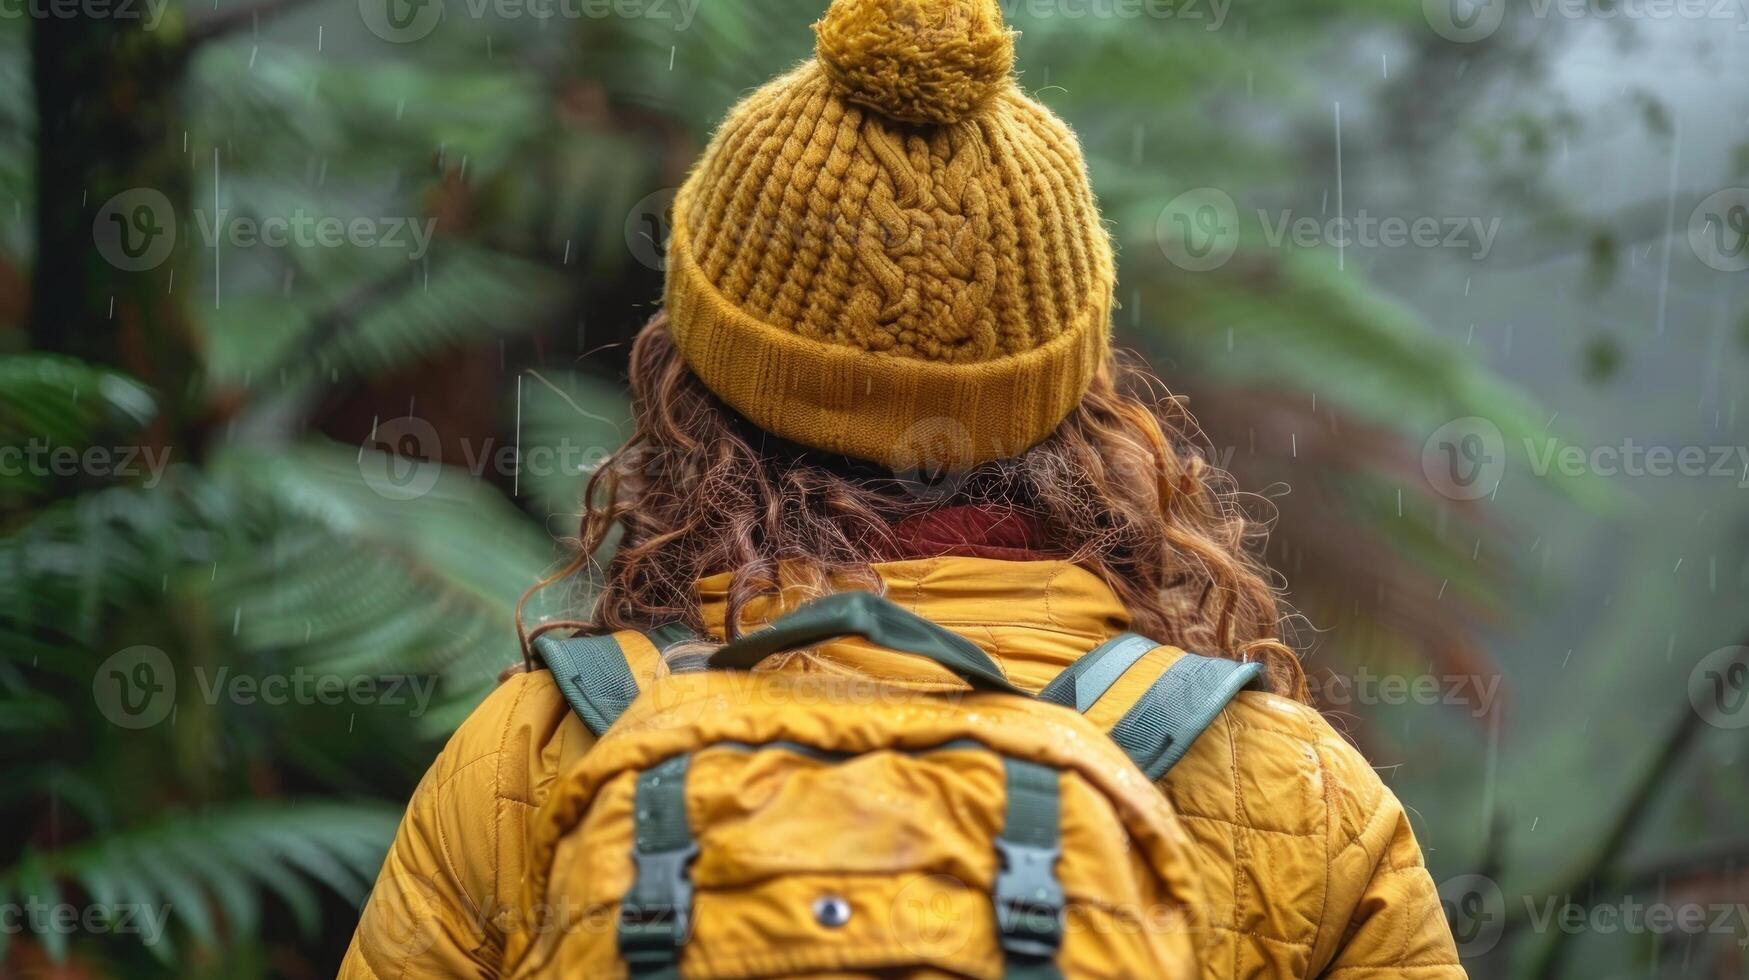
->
[341,0,1467,975]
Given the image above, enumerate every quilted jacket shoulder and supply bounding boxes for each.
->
[1164,689,1461,978]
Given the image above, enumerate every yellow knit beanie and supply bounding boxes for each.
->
[665,0,1115,470]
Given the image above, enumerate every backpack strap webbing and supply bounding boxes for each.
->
[534,623,695,737]
[1036,632,1157,711]
[619,753,697,979]
[1108,652,1265,780]
[993,757,1066,980]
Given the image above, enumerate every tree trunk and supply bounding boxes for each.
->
[29,12,202,449]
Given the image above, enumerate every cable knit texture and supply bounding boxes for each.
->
[665,0,1115,469]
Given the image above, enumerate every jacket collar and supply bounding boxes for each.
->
[693,557,1132,690]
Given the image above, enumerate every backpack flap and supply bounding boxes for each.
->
[511,594,1264,979]
[504,668,1210,979]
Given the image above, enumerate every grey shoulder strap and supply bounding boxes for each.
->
[1036,632,1157,711]
[1107,652,1265,780]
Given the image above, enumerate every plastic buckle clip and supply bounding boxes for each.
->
[993,839,1065,958]
[618,843,700,957]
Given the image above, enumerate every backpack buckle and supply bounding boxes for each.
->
[619,842,700,959]
[993,838,1065,958]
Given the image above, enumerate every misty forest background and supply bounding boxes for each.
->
[1,0,1747,976]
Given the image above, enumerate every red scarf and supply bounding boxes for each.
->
[880,505,1054,561]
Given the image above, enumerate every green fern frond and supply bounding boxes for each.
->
[2,440,558,728]
[189,46,548,175]
[0,803,397,963]
[202,244,569,390]
[201,440,562,714]
[0,355,156,449]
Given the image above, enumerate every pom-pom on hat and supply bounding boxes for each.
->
[815,0,1016,125]
[664,0,1115,470]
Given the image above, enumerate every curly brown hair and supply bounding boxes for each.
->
[519,314,1307,699]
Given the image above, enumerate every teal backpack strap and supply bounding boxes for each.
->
[619,753,697,978]
[534,633,637,737]
[993,757,1066,980]
[534,622,695,737]
[1108,653,1265,780]
[1036,632,1157,711]
[644,621,697,651]
[708,592,1026,695]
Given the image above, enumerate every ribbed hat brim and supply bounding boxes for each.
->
[665,215,1108,470]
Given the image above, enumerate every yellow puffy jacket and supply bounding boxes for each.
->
[339,557,1464,978]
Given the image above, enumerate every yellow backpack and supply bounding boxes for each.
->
[503,592,1262,979]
